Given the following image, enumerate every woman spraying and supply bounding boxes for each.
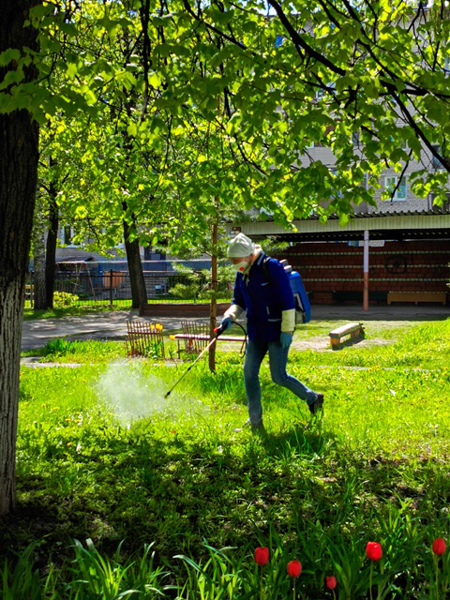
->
[221,233,324,431]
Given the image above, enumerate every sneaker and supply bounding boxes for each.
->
[309,393,324,415]
[244,418,265,432]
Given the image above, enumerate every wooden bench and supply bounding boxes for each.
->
[329,322,365,350]
[174,334,245,358]
[387,291,447,306]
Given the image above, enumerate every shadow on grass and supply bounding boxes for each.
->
[1,421,446,572]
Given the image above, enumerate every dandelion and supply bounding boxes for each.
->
[170,335,176,340]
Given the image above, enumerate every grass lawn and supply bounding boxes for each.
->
[23,298,232,320]
[3,317,450,598]
[23,303,134,320]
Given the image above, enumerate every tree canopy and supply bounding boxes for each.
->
[4,0,449,241]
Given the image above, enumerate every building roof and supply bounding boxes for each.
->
[229,208,450,242]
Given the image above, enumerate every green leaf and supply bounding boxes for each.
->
[127,122,137,137]
[0,49,21,66]
[339,212,349,227]
[149,72,162,88]
[0,68,24,90]
[66,63,78,78]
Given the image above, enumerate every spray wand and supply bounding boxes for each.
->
[164,324,226,399]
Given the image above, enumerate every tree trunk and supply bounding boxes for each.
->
[123,216,148,309]
[0,0,40,515]
[209,222,218,372]
[45,187,59,308]
[33,225,47,310]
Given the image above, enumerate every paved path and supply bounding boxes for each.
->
[21,305,449,352]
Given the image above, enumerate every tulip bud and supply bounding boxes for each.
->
[366,542,383,561]
[286,560,302,578]
[254,546,270,566]
[326,575,337,589]
[432,538,447,556]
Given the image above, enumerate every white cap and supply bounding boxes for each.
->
[227,233,255,258]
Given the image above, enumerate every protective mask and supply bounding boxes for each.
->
[232,260,249,273]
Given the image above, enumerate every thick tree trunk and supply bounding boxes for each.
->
[0,0,40,515]
[0,111,39,515]
[123,217,148,309]
[45,189,59,308]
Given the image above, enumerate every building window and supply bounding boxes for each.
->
[385,176,407,200]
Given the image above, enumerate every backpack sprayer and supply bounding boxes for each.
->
[262,257,311,324]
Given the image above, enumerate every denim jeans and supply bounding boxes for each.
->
[243,339,317,425]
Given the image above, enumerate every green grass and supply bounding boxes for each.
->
[23,298,232,320]
[21,338,129,362]
[292,319,450,368]
[23,303,133,320]
[3,318,450,598]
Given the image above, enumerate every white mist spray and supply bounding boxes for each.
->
[95,363,211,426]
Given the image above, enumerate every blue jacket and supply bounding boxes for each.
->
[232,253,295,342]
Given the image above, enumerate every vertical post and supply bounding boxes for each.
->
[209,220,218,372]
[363,230,369,311]
[109,269,113,307]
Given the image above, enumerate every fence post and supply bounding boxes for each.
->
[109,269,113,306]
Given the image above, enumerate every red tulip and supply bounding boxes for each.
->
[254,546,270,566]
[432,538,447,556]
[286,560,302,578]
[366,542,383,561]
[326,575,337,589]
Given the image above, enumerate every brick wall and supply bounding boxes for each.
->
[278,240,450,305]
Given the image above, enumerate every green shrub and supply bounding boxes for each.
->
[53,291,79,307]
